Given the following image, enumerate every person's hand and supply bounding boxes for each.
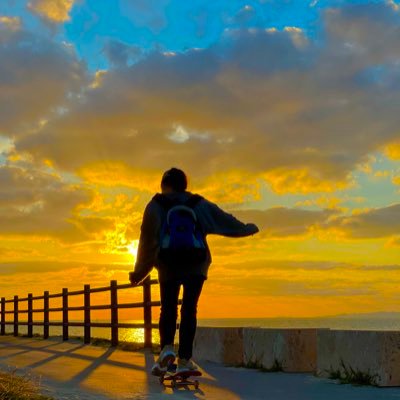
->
[129,271,147,285]
[246,223,259,235]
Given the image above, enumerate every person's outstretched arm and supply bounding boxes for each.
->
[129,201,161,285]
[198,200,259,237]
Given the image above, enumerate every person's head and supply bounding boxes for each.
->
[161,168,188,194]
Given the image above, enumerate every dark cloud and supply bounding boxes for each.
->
[0,24,86,136]
[102,40,142,67]
[11,3,400,194]
[325,203,400,238]
[234,207,337,237]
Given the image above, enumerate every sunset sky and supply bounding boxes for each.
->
[0,0,399,319]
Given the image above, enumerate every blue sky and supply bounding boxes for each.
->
[2,0,396,71]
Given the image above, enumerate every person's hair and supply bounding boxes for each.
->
[161,168,188,192]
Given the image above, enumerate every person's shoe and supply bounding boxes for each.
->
[151,345,176,376]
[176,358,199,373]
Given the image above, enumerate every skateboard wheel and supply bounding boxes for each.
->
[194,380,199,389]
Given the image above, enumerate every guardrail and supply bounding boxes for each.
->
[0,277,170,348]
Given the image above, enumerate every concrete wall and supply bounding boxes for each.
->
[243,328,317,372]
[317,329,400,387]
[193,327,317,372]
[193,327,244,365]
[193,327,400,386]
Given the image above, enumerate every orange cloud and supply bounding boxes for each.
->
[1,2,400,318]
[28,0,74,23]
[393,175,400,186]
[80,164,263,206]
[262,167,353,194]
[384,142,400,160]
[2,257,400,318]
[385,236,400,248]
[295,195,365,211]
[193,171,261,205]
[374,170,391,179]
[0,164,134,251]
[78,162,160,193]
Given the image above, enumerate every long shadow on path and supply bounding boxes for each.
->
[1,336,400,400]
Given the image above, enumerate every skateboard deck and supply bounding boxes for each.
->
[159,369,202,389]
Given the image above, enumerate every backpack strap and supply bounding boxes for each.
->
[185,194,203,209]
[153,193,175,211]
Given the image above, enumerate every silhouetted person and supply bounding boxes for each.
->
[129,168,259,375]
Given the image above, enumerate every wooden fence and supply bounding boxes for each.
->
[0,277,171,348]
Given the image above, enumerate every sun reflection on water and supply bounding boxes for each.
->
[120,327,144,343]
[119,324,160,345]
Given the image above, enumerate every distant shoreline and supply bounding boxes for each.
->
[3,314,400,344]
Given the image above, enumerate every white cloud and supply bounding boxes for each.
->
[167,125,190,143]
[167,124,210,143]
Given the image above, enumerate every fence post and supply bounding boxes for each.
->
[28,293,33,338]
[143,277,152,348]
[13,296,18,337]
[84,284,91,344]
[110,280,118,346]
[62,288,68,341]
[1,298,5,335]
[44,291,49,339]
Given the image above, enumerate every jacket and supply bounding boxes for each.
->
[133,191,259,282]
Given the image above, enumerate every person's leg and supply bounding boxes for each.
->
[152,279,181,375]
[178,275,205,360]
[159,279,180,349]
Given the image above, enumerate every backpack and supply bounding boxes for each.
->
[154,193,207,267]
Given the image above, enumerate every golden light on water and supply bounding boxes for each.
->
[119,325,160,345]
[121,327,145,343]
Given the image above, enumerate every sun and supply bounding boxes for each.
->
[127,240,139,259]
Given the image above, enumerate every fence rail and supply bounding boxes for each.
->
[0,277,172,347]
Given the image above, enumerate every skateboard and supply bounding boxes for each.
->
[159,369,202,389]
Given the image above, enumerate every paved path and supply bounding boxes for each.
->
[1,336,400,400]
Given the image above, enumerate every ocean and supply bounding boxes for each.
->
[6,315,400,345]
